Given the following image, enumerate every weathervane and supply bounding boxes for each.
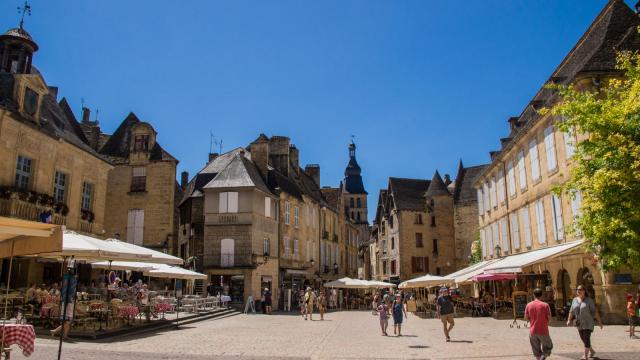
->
[17,1,32,29]
[350,134,355,144]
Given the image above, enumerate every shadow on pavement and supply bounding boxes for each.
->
[408,345,429,349]
[449,340,473,343]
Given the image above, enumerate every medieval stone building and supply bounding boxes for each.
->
[370,161,486,283]
[178,135,360,308]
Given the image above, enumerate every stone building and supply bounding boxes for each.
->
[178,135,360,308]
[473,0,640,323]
[0,24,113,285]
[370,163,485,283]
[97,113,179,252]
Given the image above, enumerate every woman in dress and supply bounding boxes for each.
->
[567,285,603,360]
[392,294,407,336]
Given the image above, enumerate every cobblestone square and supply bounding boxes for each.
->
[18,311,640,360]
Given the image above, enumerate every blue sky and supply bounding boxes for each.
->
[1,1,631,221]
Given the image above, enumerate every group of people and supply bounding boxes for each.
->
[299,287,327,321]
[373,291,408,336]
[24,282,62,305]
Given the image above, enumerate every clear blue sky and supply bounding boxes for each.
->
[1,1,632,221]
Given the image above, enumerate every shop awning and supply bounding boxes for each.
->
[0,216,62,258]
[472,273,517,282]
[454,259,505,285]
[365,280,397,288]
[91,261,207,280]
[91,261,158,271]
[323,277,370,289]
[483,241,584,274]
[399,274,453,289]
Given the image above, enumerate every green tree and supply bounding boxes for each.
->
[545,50,640,270]
[469,233,482,265]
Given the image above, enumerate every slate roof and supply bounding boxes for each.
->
[387,177,430,212]
[425,171,450,197]
[0,72,108,164]
[99,112,177,162]
[489,0,640,170]
[453,162,488,203]
[204,153,271,194]
[320,187,340,211]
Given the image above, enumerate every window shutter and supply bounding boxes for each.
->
[483,182,490,212]
[571,191,582,218]
[564,130,576,159]
[219,192,228,213]
[507,161,516,196]
[552,194,564,240]
[529,139,540,181]
[523,206,532,248]
[510,213,520,250]
[127,210,136,244]
[536,200,546,244]
[497,170,505,205]
[411,257,416,273]
[501,217,510,252]
[424,257,429,273]
[265,197,271,218]
[486,225,493,255]
[544,126,557,171]
[492,222,499,254]
[477,188,484,213]
[490,177,497,208]
[228,192,238,213]
[480,229,486,258]
[517,151,527,190]
[134,210,144,245]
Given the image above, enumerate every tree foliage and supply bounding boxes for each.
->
[546,50,640,270]
[469,234,482,265]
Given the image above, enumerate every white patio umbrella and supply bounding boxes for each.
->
[398,274,453,289]
[365,280,397,288]
[323,277,370,289]
[146,264,207,280]
[90,261,158,271]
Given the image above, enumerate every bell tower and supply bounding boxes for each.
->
[0,2,38,74]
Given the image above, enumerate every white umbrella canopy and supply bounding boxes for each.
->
[323,277,370,289]
[40,231,183,265]
[146,264,207,280]
[365,280,397,288]
[398,274,453,289]
[90,261,158,271]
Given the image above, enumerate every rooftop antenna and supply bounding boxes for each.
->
[209,131,223,154]
[95,108,99,123]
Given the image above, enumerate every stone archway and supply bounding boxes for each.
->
[577,267,595,299]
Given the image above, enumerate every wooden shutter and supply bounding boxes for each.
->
[134,210,144,245]
[411,257,416,273]
[126,210,136,244]
[219,192,228,213]
[544,126,557,171]
[228,192,238,213]
[424,257,429,273]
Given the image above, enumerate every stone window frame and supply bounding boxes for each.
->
[81,181,94,211]
[15,155,33,190]
[53,170,68,203]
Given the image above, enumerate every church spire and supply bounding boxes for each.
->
[343,140,367,194]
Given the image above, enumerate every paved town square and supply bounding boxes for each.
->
[19,312,640,360]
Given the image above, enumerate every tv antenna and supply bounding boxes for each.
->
[209,131,223,154]
[17,1,32,29]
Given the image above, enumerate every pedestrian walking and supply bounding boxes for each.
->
[525,288,553,360]
[627,293,637,338]
[567,285,603,360]
[304,287,316,321]
[317,290,327,320]
[392,294,407,336]
[377,301,390,336]
[299,289,306,318]
[436,287,455,342]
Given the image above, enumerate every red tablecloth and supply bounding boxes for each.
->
[117,306,139,318]
[154,303,172,313]
[0,324,36,357]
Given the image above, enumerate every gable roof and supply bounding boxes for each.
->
[204,153,271,194]
[388,177,430,212]
[320,187,340,211]
[453,162,488,203]
[99,112,177,162]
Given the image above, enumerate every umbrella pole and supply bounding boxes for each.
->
[1,239,15,353]
[493,281,497,315]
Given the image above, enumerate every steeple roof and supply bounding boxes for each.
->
[425,170,450,197]
[343,141,367,194]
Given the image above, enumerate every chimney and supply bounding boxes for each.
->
[268,136,290,177]
[82,107,91,123]
[443,174,452,186]
[181,171,189,189]
[250,134,270,178]
[289,145,299,175]
[305,164,320,187]
[508,117,520,132]
[208,153,219,163]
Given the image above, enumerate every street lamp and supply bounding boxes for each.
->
[333,262,338,274]
[263,252,269,264]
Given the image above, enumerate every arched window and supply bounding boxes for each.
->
[221,238,235,267]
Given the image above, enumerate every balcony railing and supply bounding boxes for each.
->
[0,196,66,225]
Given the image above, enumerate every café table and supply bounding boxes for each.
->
[0,324,36,357]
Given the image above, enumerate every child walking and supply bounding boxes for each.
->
[377,301,389,336]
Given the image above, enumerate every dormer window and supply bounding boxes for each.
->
[24,87,38,116]
[134,135,150,151]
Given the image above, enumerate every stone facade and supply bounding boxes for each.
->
[473,0,640,323]
[370,164,486,283]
